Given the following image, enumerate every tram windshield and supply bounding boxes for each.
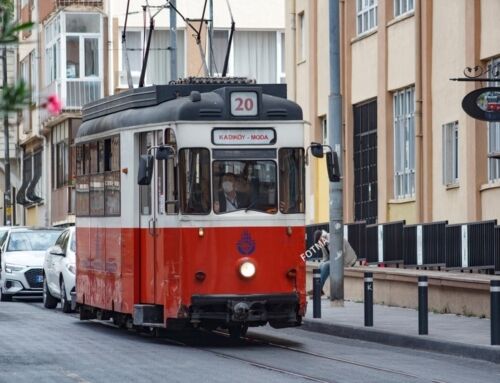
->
[213,160,277,214]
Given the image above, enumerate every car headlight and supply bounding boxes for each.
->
[66,264,76,274]
[5,263,24,273]
[239,261,256,278]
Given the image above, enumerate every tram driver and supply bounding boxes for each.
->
[213,173,250,213]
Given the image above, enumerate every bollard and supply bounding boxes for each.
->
[491,280,500,345]
[364,272,373,327]
[313,268,321,318]
[418,276,428,335]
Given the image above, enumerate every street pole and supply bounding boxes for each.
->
[169,0,177,81]
[328,0,343,304]
[1,5,11,226]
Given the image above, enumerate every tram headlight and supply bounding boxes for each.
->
[239,261,256,278]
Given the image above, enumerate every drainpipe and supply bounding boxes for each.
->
[415,0,423,223]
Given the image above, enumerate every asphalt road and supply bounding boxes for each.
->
[1,299,499,383]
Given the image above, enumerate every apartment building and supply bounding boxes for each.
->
[17,0,285,226]
[286,0,500,225]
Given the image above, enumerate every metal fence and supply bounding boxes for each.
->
[304,219,499,273]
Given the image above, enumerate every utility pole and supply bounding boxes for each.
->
[1,5,11,226]
[328,0,343,304]
[208,0,213,76]
[169,0,177,81]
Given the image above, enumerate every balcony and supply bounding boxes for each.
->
[40,0,103,24]
[41,79,102,124]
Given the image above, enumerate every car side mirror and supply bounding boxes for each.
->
[138,154,154,185]
[49,245,66,257]
[326,151,341,182]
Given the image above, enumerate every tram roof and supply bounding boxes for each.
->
[77,83,302,139]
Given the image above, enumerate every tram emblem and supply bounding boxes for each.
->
[237,231,256,255]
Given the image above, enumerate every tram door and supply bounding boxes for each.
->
[138,131,161,304]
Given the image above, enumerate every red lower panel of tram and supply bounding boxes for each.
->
[76,226,306,321]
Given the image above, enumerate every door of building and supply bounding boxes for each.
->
[353,100,377,224]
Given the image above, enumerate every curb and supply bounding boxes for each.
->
[301,319,500,364]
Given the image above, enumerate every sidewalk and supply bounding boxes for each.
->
[302,299,500,364]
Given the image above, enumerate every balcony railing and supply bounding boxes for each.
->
[41,78,102,123]
[57,0,103,6]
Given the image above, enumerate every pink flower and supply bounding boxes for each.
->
[46,94,62,116]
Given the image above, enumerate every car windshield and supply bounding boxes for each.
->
[7,231,62,252]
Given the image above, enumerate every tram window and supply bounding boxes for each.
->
[165,128,178,214]
[179,148,210,214]
[212,160,277,214]
[279,148,305,214]
[156,131,165,214]
[139,132,153,215]
[90,173,105,216]
[105,136,120,216]
[105,171,120,216]
[83,144,90,175]
[76,174,89,216]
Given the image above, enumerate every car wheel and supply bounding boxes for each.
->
[43,278,58,309]
[0,287,12,302]
[60,278,72,313]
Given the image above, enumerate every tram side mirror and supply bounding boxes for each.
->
[310,142,324,158]
[138,154,154,185]
[155,146,174,161]
[326,151,341,182]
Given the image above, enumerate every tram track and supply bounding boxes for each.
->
[23,302,453,383]
[213,329,452,383]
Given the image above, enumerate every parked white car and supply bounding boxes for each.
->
[0,227,63,301]
[43,227,76,312]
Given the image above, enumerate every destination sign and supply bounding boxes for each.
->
[212,129,276,145]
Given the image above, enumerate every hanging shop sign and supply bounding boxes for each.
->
[451,64,500,122]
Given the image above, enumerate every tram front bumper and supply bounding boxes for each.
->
[190,293,301,327]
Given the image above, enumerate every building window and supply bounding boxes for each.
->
[393,86,415,198]
[321,116,328,145]
[488,57,500,182]
[121,29,185,87]
[45,14,61,86]
[210,30,283,83]
[52,122,70,189]
[394,0,414,17]
[443,121,459,186]
[277,32,285,83]
[357,0,378,35]
[297,12,305,61]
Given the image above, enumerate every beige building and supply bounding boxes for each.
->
[286,0,500,226]
[17,0,285,226]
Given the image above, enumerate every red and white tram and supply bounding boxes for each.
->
[74,80,328,336]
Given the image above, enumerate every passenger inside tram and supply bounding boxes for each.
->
[213,173,250,213]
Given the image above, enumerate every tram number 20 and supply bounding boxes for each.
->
[230,92,258,116]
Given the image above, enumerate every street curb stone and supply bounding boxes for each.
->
[302,319,500,364]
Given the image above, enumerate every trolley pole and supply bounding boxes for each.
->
[328,0,344,304]
[208,0,214,76]
[169,0,177,81]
